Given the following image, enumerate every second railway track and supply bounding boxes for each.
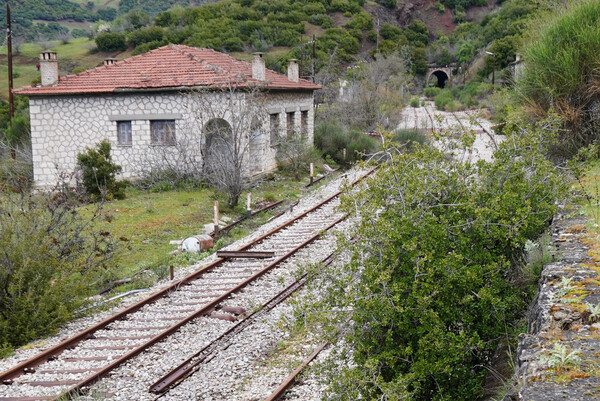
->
[0,167,377,401]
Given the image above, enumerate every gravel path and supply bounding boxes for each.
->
[397,100,502,162]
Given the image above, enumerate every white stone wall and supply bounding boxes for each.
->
[28,90,315,189]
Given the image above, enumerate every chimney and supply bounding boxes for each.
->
[39,51,58,86]
[104,58,117,66]
[252,52,265,81]
[287,59,299,83]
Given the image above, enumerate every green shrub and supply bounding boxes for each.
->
[393,129,428,148]
[379,22,402,41]
[315,123,378,165]
[376,0,397,8]
[517,0,600,151]
[410,97,420,107]
[346,11,374,31]
[0,192,117,355]
[366,29,378,42]
[434,90,454,110]
[95,32,127,52]
[311,119,565,400]
[424,86,442,98]
[77,140,126,201]
[435,1,445,13]
[459,93,476,108]
[276,134,322,179]
[127,26,164,47]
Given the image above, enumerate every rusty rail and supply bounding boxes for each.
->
[150,251,339,395]
[63,217,345,399]
[263,342,329,401]
[209,199,284,237]
[305,168,339,188]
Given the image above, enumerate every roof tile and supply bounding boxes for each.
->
[14,45,320,95]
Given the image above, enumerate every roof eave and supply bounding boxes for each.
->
[14,84,321,97]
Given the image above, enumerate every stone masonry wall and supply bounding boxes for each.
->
[509,209,600,400]
[29,90,315,189]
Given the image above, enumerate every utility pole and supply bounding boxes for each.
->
[312,34,316,83]
[6,3,15,159]
[486,51,496,87]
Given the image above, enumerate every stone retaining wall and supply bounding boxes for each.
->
[509,209,600,400]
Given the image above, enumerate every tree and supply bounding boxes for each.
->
[317,50,412,131]
[188,82,267,208]
[77,140,126,200]
[95,32,127,52]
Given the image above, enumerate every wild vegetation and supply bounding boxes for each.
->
[0,190,117,356]
[301,117,567,400]
[2,0,600,399]
[514,0,600,155]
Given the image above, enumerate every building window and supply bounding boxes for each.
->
[269,113,279,146]
[286,112,295,136]
[301,110,308,137]
[151,120,176,146]
[117,121,132,146]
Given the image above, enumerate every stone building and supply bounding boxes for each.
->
[14,45,320,189]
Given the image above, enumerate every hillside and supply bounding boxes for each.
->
[0,0,509,96]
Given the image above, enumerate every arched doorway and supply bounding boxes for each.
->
[248,116,263,174]
[203,118,233,172]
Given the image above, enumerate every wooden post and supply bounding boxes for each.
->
[213,201,219,238]
[246,192,252,218]
[310,163,314,185]
[169,265,174,281]
[343,148,346,161]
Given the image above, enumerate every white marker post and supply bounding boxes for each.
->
[213,201,219,238]
[246,192,252,219]
[310,163,314,185]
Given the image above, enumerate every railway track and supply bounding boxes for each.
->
[150,251,338,397]
[0,168,377,401]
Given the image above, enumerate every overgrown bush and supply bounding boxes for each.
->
[305,118,566,400]
[314,123,378,165]
[0,148,33,193]
[95,32,127,52]
[434,89,455,110]
[276,133,322,179]
[517,0,600,154]
[0,192,117,356]
[393,128,428,148]
[424,86,442,98]
[77,140,126,200]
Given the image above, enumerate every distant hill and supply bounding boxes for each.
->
[0,0,540,101]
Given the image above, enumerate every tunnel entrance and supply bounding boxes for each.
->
[429,70,449,88]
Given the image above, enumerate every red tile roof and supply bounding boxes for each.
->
[14,45,321,96]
